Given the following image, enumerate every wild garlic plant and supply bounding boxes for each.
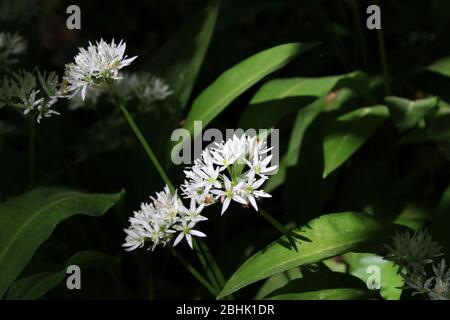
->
[0,70,60,123]
[123,134,278,252]
[384,230,450,300]
[122,133,278,296]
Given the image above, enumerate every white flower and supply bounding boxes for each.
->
[173,219,207,249]
[61,39,137,100]
[123,185,207,252]
[36,96,60,123]
[180,199,208,224]
[211,176,247,215]
[245,152,277,177]
[145,76,173,101]
[181,134,277,214]
[210,135,247,170]
[239,171,271,211]
[21,90,43,116]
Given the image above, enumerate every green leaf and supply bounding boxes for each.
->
[0,187,122,298]
[145,0,220,112]
[239,71,368,131]
[183,42,319,135]
[265,268,377,300]
[7,251,117,300]
[266,89,355,192]
[250,74,349,104]
[344,253,404,300]
[426,103,450,161]
[217,212,399,299]
[385,96,438,133]
[427,56,450,78]
[322,105,389,178]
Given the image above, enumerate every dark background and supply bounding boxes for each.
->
[1,0,450,299]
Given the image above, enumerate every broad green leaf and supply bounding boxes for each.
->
[217,212,399,299]
[385,96,438,133]
[322,105,389,178]
[145,0,220,112]
[7,251,117,300]
[393,202,429,231]
[239,96,315,131]
[0,187,122,298]
[239,71,368,131]
[250,74,352,104]
[427,56,450,78]
[183,42,319,135]
[265,268,376,300]
[266,89,354,192]
[426,104,450,161]
[344,253,403,300]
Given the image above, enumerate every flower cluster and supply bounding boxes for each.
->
[60,39,137,100]
[0,70,60,123]
[129,74,173,103]
[385,230,450,300]
[385,230,443,275]
[182,134,276,214]
[123,134,277,251]
[123,186,207,251]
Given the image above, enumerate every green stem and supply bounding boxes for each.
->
[170,248,217,296]
[29,117,35,188]
[115,97,174,192]
[193,238,221,293]
[197,239,225,288]
[376,1,390,95]
[259,207,289,236]
[197,238,234,300]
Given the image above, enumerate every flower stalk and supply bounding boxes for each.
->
[28,116,35,187]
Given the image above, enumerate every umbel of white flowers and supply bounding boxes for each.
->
[1,38,173,123]
[123,186,207,251]
[60,39,137,100]
[123,134,277,251]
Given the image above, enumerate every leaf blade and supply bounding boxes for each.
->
[323,105,389,178]
[183,42,319,135]
[217,212,399,299]
[0,187,122,297]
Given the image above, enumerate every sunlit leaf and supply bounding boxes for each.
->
[218,212,399,299]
